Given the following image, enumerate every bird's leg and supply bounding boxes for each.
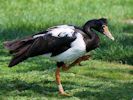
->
[62,55,91,71]
[62,64,70,71]
[75,54,91,66]
[55,67,70,96]
[69,54,91,66]
[57,55,90,95]
[55,67,64,94]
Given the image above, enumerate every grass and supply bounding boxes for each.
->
[0,0,133,100]
[0,0,133,64]
[0,54,133,100]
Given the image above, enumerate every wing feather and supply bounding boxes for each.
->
[27,33,76,57]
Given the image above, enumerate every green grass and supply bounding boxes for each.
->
[0,0,133,100]
[0,0,133,64]
[0,55,133,100]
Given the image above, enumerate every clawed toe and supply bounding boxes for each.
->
[59,92,72,96]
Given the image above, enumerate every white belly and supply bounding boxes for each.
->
[44,33,86,63]
[52,48,86,63]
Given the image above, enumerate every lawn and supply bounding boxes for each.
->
[0,0,133,100]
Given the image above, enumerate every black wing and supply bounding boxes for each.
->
[4,25,78,67]
[27,34,76,57]
[4,33,76,67]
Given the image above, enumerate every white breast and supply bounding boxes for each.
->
[50,33,86,63]
[33,25,86,63]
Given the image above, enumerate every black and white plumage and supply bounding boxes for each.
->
[4,18,114,95]
[33,25,86,63]
[4,18,114,67]
[4,25,85,67]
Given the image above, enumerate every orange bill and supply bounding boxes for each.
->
[103,25,114,41]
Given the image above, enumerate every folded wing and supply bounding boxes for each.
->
[4,25,77,67]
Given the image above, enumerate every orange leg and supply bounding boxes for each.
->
[62,64,69,71]
[72,54,91,66]
[55,55,90,96]
[62,55,91,71]
[55,67,70,96]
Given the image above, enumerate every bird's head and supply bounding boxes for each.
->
[84,18,114,41]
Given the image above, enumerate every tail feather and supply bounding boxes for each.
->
[3,37,34,67]
[4,40,24,54]
[8,45,31,67]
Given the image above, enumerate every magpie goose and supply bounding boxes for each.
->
[4,18,114,96]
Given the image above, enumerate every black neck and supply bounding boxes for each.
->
[82,21,100,52]
[83,21,97,41]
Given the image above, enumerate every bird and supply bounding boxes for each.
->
[4,18,114,96]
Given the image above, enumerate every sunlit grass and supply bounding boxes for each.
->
[0,55,133,100]
[0,0,133,100]
[0,0,133,64]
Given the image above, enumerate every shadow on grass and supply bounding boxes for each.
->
[74,82,133,100]
[1,77,133,100]
[118,24,133,65]
[0,78,57,97]
[117,55,133,65]
[94,23,133,65]
[11,57,56,73]
[0,78,77,98]
[0,22,57,41]
[119,34,133,47]
[123,24,133,33]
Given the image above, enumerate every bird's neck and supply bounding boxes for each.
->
[84,27,96,39]
[83,21,99,40]
[82,22,99,52]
